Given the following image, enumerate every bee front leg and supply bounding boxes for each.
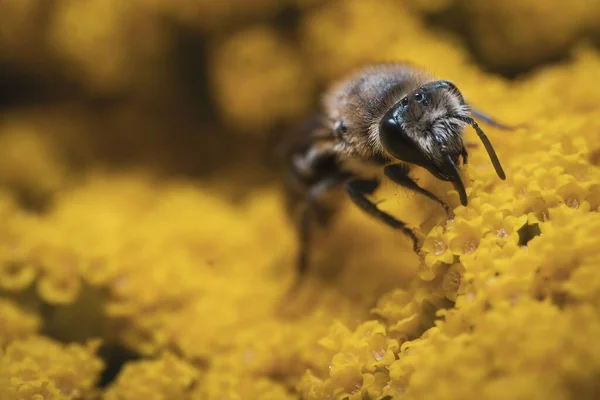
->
[384,163,454,219]
[461,145,468,164]
[344,178,420,252]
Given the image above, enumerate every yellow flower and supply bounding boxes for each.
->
[441,263,465,301]
[0,260,36,291]
[37,274,81,305]
[0,299,41,346]
[448,218,485,256]
[104,352,198,400]
[298,371,330,400]
[528,167,572,205]
[329,360,364,399]
[210,25,313,134]
[421,226,455,269]
[372,288,440,342]
[1,336,103,399]
[362,371,390,399]
[555,181,591,210]
[482,212,528,247]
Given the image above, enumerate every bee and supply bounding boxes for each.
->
[280,63,511,282]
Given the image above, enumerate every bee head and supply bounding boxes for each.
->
[378,80,505,206]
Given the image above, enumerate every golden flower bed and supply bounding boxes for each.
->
[1,0,600,399]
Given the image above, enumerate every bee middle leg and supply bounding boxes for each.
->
[384,163,454,219]
[296,175,348,279]
[344,178,420,252]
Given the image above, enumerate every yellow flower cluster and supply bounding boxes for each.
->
[0,336,104,399]
[104,353,199,400]
[0,1,600,399]
[0,172,388,398]
[0,299,41,347]
[297,46,600,399]
[210,25,315,133]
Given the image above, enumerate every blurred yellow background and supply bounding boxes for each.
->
[1,1,600,399]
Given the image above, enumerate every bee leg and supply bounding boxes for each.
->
[384,164,454,219]
[344,178,420,252]
[297,175,348,279]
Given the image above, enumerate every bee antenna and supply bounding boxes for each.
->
[455,115,506,180]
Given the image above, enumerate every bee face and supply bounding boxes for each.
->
[378,80,475,204]
[381,81,468,162]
